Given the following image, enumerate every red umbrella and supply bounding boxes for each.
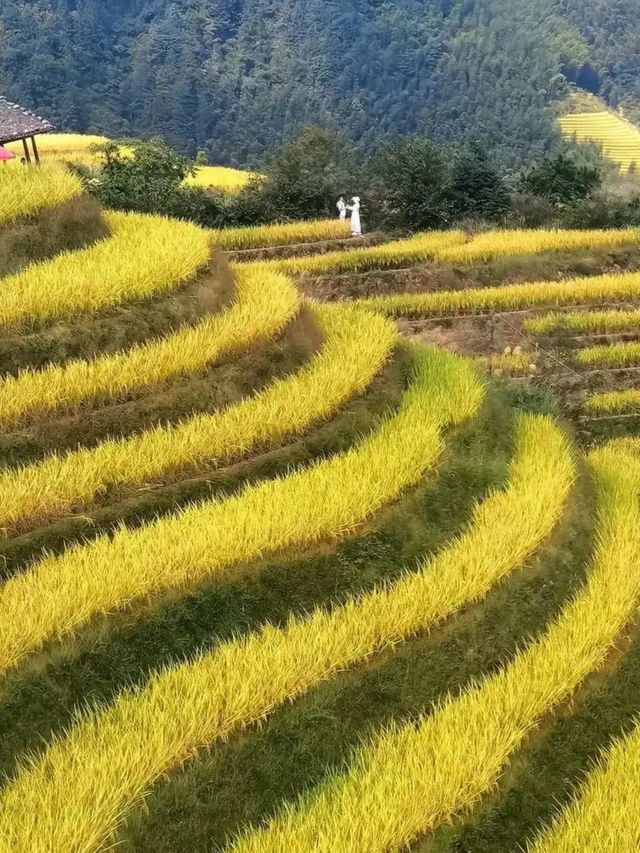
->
[0,147,16,162]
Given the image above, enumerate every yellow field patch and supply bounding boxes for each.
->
[560,111,640,173]
[0,210,211,330]
[213,218,351,250]
[184,165,260,192]
[0,162,83,224]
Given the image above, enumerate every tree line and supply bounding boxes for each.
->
[86,127,640,233]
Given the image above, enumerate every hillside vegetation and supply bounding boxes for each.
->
[3,161,640,852]
[2,0,640,165]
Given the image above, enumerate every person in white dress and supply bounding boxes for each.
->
[346,196,362,236]
[336,196,347,221]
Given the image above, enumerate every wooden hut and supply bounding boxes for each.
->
[0,96,54,164]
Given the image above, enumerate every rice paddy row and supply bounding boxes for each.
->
[0,265,299,427]
[5,165,640,852]
[0,304,395,536]
[246,227,639,277]
[229,443,639,853]
[0,413,572,851]
[0,210,211,330]
[560,111,640,173]
[0,163,83,225]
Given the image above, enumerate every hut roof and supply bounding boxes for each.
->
[0,96,54,145]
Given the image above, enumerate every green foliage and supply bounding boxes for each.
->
[91,138,192,213]
[88,138,231,226]
[519,150,602,204]
[447,144,512,221]
[82,129,637,234]
[238,128,361,222]
[369,137,511,230]
[1,0,637,167]
[370,136,451,230]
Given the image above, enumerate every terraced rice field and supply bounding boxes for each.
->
[4,164,640,852]
[559,111,640,173]
[184,165,261,192]
[6,133,259,190]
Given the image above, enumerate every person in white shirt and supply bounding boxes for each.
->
[346,196,362,236]
[336,196,347,220]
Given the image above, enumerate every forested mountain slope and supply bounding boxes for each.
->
[1,0,638,166]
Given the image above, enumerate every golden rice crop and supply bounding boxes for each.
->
[0,413,573,852]
[211,218,351,250]
[360,269,640,317]
[0,304,396,535]
[560,112,640,173]
[228,443,640,853]
[575,341,640,367]
[585,389,640,414]
[0,346,483,681]
[6,134,111,169]
[257,230,468,276]
[524,308,640,336]
[0,210,211,330]
[437,227,639,265]
[598,436,640,457]
[184,165,260,192]
[7,133,108,154]
[0,264,299,427]
[527,722,640,852]
[254,228,638,278]
[0,162,83,225]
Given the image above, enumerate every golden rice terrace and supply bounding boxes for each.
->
[2,163,640,852]
[559,110,640,173]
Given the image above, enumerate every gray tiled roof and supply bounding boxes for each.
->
[0,96,54,145]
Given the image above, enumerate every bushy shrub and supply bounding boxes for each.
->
[518,150,601,205]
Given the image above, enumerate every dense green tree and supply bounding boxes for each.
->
[369,136,450,230]
[519,150,602,204]
[88,137,231,225]
[239,127,361,222]
[446,144,512,221]
[91,138,193,213]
